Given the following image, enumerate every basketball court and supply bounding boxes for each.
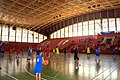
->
[0,52,120,80]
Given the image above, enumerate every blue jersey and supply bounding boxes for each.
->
[95,48,100,56]
[34,55,43,73]
[28,49,31,56]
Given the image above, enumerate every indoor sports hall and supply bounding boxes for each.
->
[0,0,120,80]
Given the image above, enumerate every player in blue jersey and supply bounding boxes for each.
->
[27,47,31,63]
[95,47,100,62]
[34,51,44,80]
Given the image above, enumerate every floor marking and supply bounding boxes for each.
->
[54,61,71,78]
[92,61,120,80]
[104,67,117,80]
[54,72,61,78]
[104,59,120,80]
[24,62,57,80]
[24,64,35,77]
[0,70,18,80]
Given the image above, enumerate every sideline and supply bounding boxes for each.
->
[92,61,120,80]
[0,70,18,80]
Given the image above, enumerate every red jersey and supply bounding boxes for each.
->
[44,47,50,54]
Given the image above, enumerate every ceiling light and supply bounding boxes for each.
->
[88,6,91,8]
[97,4,100,7]
[92,5,96,8]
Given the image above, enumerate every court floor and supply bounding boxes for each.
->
[0,52,120,80]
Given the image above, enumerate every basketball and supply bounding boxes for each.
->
[42,59,49,66]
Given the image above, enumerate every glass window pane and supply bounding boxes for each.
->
[65,27,68,37]
[116,18,120,32]
[9,26,15,42]
[28,30,33,43]
[57,30,60,38]
[44,36,47,40]
[2,25,8,41]
[78,23,82,36]
[89,20,94,35]
[16,28,22,42]
[22,29,27,42]
[73,24,78,37]
[0,24,1,41]
[34,32,38,43]
[109,18,115,32]
[102,19,108,32]
[50,33,54,39]
[61,28,64,38]
[95,19,101,35]
[39,34,43,43]
[69,25,72,37]
[83,21,88,36]
[53,31,57,38]
[56,31,58,38]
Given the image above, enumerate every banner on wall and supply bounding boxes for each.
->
[100,31,115,34]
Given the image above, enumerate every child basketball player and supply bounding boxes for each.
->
[87,46,90,59]
[34,51,44,80]
[55,46,60,58]
[73,46,80,68]
[9,48,13,57]
[27,47,31,62]
[36,47,43,56]
[95,47,100,62]
[16,48,20,59]
[44,46,50,59]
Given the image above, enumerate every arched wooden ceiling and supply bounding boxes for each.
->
[0,0,120,31]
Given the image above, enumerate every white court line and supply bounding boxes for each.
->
[24,65,35,77]
[0,70,18,80]
[92,61,120,80]
[24,63,47,80]
[24,62,59,80]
